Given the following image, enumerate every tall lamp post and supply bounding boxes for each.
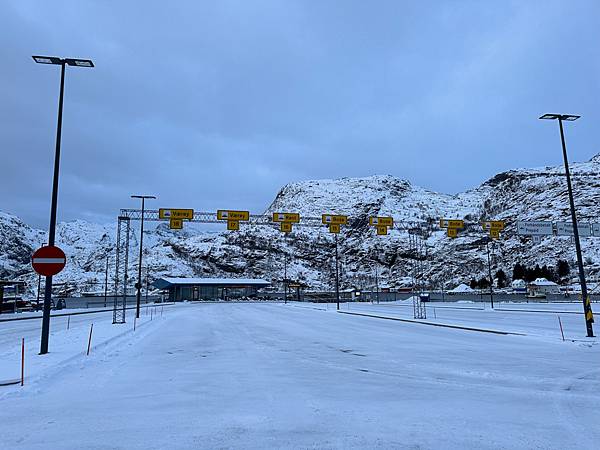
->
[131,195,156,319]
[33,56,94,354]
[539,113,594,337]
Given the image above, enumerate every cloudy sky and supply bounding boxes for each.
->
[1,1,599,228]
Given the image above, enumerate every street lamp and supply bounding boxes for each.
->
[539,113,594,337]
[131,195,156,319]
[33,55,94,355]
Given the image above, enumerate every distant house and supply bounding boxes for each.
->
[511,279,527,294]
[527,278,559,298]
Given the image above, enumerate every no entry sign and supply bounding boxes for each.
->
[32,245,66,276]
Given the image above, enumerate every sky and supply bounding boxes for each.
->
[1,0,600,228]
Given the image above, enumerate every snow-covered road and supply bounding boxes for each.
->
[1,302,598,449]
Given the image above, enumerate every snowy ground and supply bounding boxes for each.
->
[0,301,599,449]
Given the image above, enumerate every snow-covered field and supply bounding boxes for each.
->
[0,301,599,449]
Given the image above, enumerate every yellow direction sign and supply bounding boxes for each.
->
[217,210,250,221]
[490,229,500,239]
[159,208,194,220]
[322,214,348,225]
[440,219,464,229]
[483,220,505,231]
[376,225,388,235]
[370,216,393,227]
[272,212,300,223]
[280,222,292,233]
[227,220,240,231]
[328,223,341,233]
[447,228,458,238]
[169,219,183,230]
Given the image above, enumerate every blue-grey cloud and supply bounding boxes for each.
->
[1,0,599,228]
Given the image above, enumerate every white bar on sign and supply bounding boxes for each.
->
[33,258,65,263]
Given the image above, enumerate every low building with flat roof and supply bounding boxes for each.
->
[152,277,271,301]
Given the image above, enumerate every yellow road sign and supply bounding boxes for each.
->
[217,210,250,221]
[447,228,458,238]
[490,229,500,239]
[483,220,505,231]
[159,208,194,220]
[370,216,393,227]
[322,214,348,225]
[376,225,388,235]
[227,220,240,231]
[169,218,183,230]
[272,212,300,223]
[328,223,341,233]
[440,219,464,229]
[280,222,292,233]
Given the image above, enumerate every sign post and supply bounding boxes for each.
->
[272,212,301,303]
[322,214,348,310]
[32,245,67,354]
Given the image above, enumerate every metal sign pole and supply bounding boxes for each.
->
[486,239,494,309]
[335,234,340,310]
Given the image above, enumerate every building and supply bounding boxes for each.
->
[152,277,271,301]
[511,279,527,294]
[527,278,560,298]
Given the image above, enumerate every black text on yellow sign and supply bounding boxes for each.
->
[227,220,240,231]
[447,228,458,238]
[483,221,505,231]
[272,212,300,223]
[376,225,388,235]
[217,210,250,221]
[370,216,393,227]
[159,208,194,220]
[440,219,464,229]
[322,214,348,225]
[280,222,292,233]
[328,223,341,234]
[169,218,183,230]
[489,229,500,239]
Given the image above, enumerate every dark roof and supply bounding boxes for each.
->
[153,277,271,289]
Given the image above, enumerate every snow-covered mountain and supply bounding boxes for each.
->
[4,155,600,295]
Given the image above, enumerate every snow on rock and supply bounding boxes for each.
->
[4,154,600,295]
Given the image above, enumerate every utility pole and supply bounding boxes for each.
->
[540,113,594,337]
[103,255,109,308]
[131,195,156,319]
[145,265,149,304]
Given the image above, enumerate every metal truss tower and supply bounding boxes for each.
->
[112,216,131,324]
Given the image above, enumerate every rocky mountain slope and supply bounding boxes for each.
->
[4,155,600,296]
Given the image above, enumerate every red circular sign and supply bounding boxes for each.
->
[32,245,67,276]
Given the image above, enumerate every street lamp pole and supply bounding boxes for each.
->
[540,113,594,337]
[33,56,94,354]
[131,195,156,319]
